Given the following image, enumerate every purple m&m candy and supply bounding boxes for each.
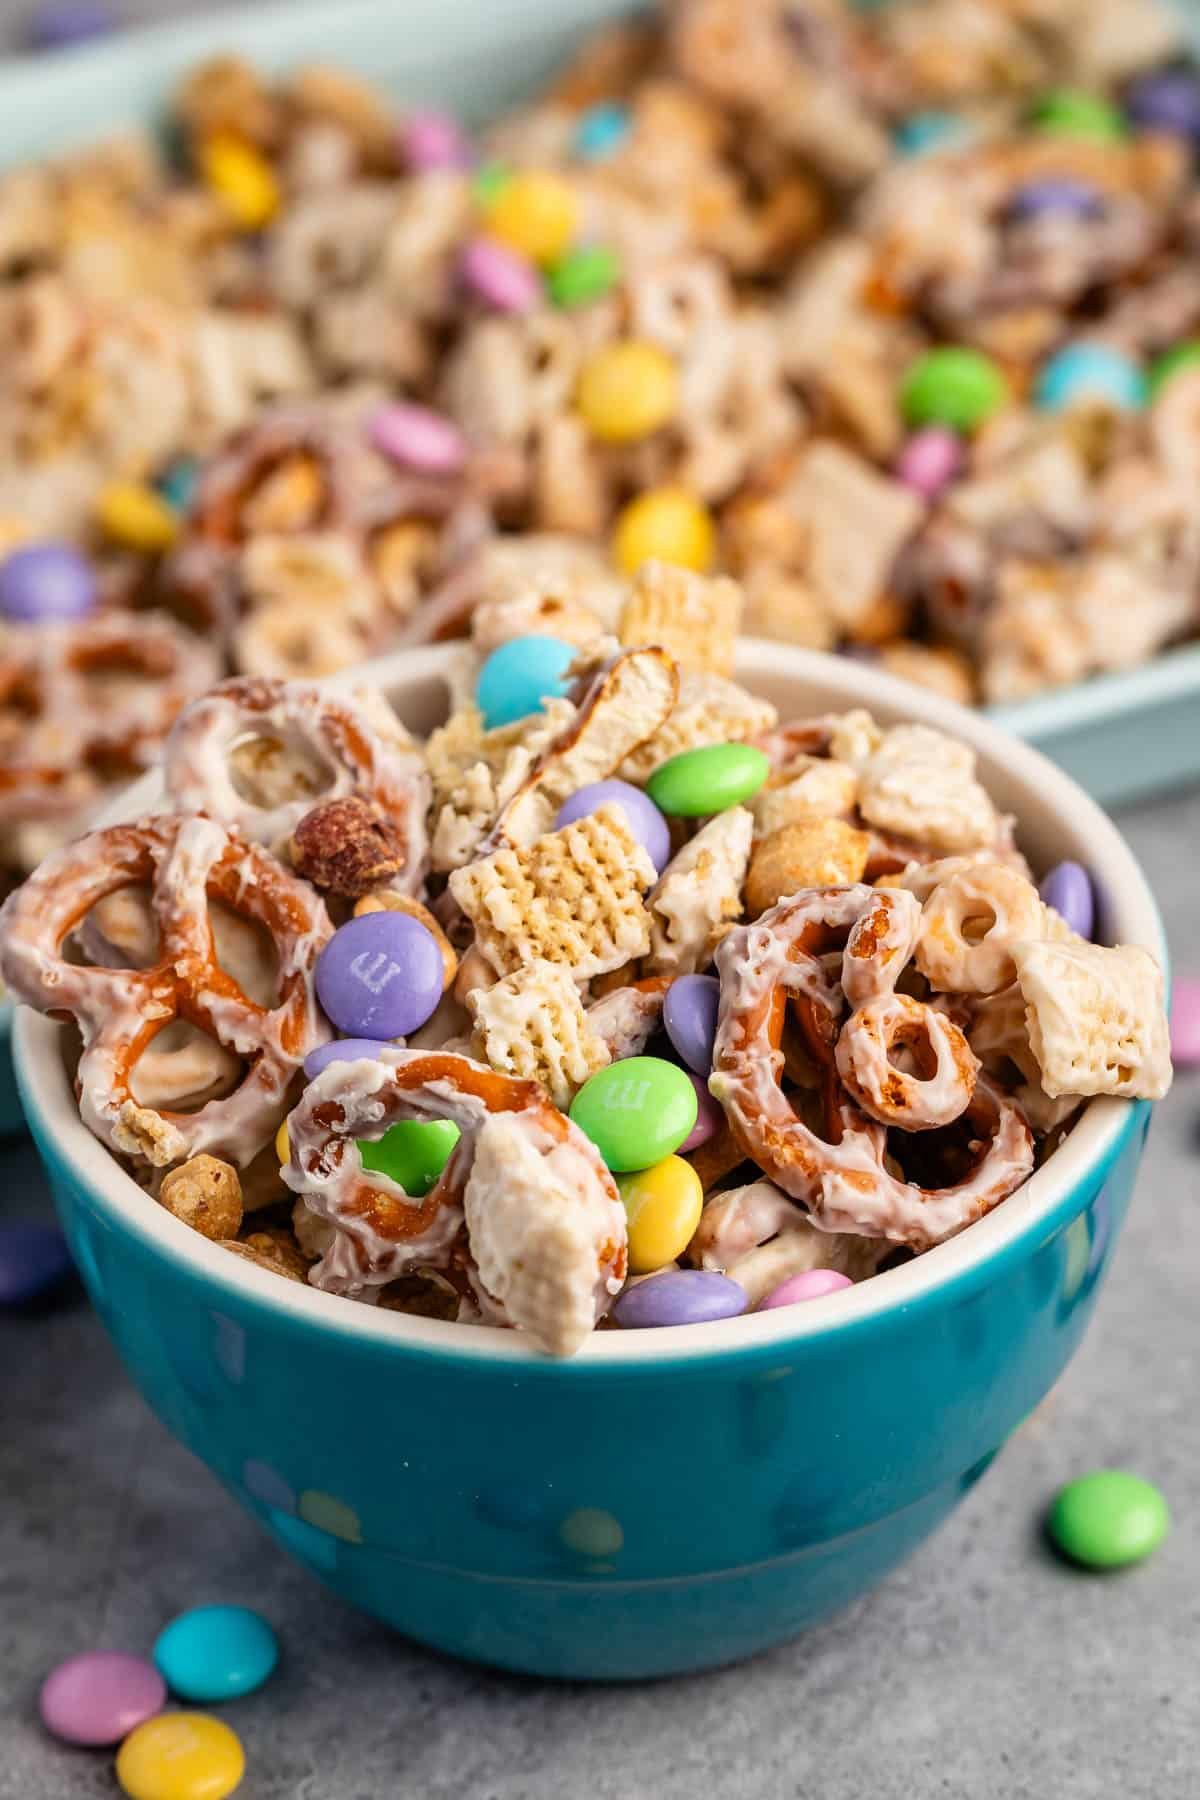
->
[460,236,542,312]
[25,0,116,49]
[663,974,720,1074]
[40,1651,165,1745]
[1038,860,1095,939]
[315,912,443,1038]
[1125,68,1200,142]
[613,1269,747,1328]
[1007,178,1102,222]
[554,779,671,873]
[759,1268,853,1310]
[303,1037,394,1081]
[0,1222,73,1306]
[369,403,467,476]
[400,109,470,171]
[0,543,95,623]
[679,1072,723,1152]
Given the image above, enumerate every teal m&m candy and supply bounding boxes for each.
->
[645,742,769,817]
[1148,340,1200,397]
[894,111,970,156]
[1034,342,1146,413]
[1047,1470,1169,1569]
[1030,88,1126,142]
[548,243,620,308]
[358,1119,460,1193]
[152,1605,278,1703]
[476,634,577,729]
[573,101,631,161]
[900,347,1008,433]
[569,1056,698,1171]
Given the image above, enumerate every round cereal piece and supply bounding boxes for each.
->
[916,863,1046,994]
[745,818,871,916]
[159,1157,244,1241]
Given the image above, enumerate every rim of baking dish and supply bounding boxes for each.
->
[14,641,1167,1370]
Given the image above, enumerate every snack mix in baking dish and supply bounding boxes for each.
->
[5,0,1200,885]
[0,580,1172,1354]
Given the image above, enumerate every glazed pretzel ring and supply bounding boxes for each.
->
[164,674,431,887]
[283,1047,627,1323]
[0,814,332,1168]
[834,992,980,1131]
[710,886,1034,1248]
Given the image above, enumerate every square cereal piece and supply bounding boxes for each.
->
[618,560,742,677]
[448,805,656,981]
[1013,939,1172,1100]
[647,807,753,975]
[620,672,777,783]
[467,959,611,1109]
[857,724,998,853]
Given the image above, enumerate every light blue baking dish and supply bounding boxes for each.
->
[0,0,1195,1136]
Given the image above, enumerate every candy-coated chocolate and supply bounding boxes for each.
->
[476,633,577,729]
[358,1119,461,1194]
[96,481,180,553]
[199,133,280,230]
[460,236,541,312]
[900,347,1008,433]
[0,543,95,623]
[484,169,578,266]
[1031,89,1127,142]
[576,341,678,443]
[663,974,720,1074]
[1035,342,1146,413]
[1168,976,1200,1065]
[303,1038,394,1080]
[759,1268,854,1309]
[401,109,470,171]
[618,1156,704,1273]
[612,1268,747,1328]
[554,778,670,872]
[1125,68,1200,141]
[679,1073,723,1152]
[573,101,631,160]
[25,0,115,48]
[547,243,620,309]
[0,1221,73,1305]
[1148,340,1200,396]
[1007,177,1102,221]
[1047,1469,1169,1568]
[471,161,510,206]
[39,1651,165,1746]
[1038,860,1095,938]
[116,1712,244,1800]
[315,911,444,1038]
[613,487,715,573]
[369,403,466,475]
[275,1120,290,1165]
[894,111,968,156]
[646,742,770,816]
[157,458,199,515]
[569,1056,698,1171]
[895,426,962,500]
[153,1605,278,1703]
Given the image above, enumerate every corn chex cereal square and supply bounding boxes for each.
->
[467,959,611,1108]
[1013,939,1171,1100]
[618,561,742,677]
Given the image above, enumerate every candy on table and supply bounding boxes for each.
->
[152,1605,278,1703]
[1034,343,1147,413]
[619,1156,704,1273]
[576,341,679,444]
[1168,977,1200,1065]
[662,973,720,1075]
[569,1055,698,1171]
[115,1712,244,1800]
[613,488,716,574]
[39,1652,165,1746]
[555,778,671,873]
[1047,1470,1169,1568]
[96,482,180,554]
[900,349,1009,434]
[572,100,631,160]
[459,235,542,311]
[759,1268,854,1310]
[645,742,770,817]
[314,910,445,1037]
[612,1268,747,1328]
[369,403,467,476]
[547,243,621,309]
[1038,860,1095,939]
[0,1222,73,1306]
[482,169,578,267]
[475,633,577,729]
[0,543,95,622]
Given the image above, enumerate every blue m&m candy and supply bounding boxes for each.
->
[476,635,577,730]
[153,1605,278,1703]
[894,111,970,156]
[1034,343,1147,413]
[573,101,631,160]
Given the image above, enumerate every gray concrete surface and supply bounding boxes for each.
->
[1,786,1197,1800]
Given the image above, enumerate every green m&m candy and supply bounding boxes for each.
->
[358,1120,460,1194]
[1030,89,1127,142]
[548,243,620,309]
[645,742,769,817]
[1047,1469,1169,1569]
[472,160,510,207]
[1148,340,1200,397]
[900,347,1008,433]
[569,1056,698,1171]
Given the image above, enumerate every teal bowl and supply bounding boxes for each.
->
[13,643,1166,1680]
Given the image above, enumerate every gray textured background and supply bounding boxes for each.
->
[0,2,1198,1795]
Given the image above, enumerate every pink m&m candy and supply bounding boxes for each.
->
[1169,977,1200,1066]
[759,1268,853,1310]
[369,403,467,475]
[679,1072,723,1152]
[40,1651,165,1746]
[400,109,469,171]
[460,236,542,312]
[895,426,963,501]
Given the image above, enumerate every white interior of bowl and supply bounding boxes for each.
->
[14,641,1167,1365]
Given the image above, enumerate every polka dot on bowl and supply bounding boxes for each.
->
[269,1508,340,1574]
[298,1489,363,1544]
[1060,1214,1091,1306]
[558,1507,623,1558]
[210,1314,245,1385]
[242,1458,296,1514]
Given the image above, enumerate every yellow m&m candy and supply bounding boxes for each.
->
[618,1155,704,1274]
[576,341,678,444]
[275,1120,290,1166]
[116,1712,244,1800]
[613,487,715,574]
[484,169,578,267]
[200,133,280,231]
[95,482,179,554]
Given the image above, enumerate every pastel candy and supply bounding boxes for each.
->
[476,634,576,729]
[895,426,963,500]
[303,1037,394,1080]
[679,1073,723,1152]
[1007,177,1102,221]
[569,1056,698,1171]
[900,347,1008,433]
[759,1268,853,1309]
[612,1269,747,1328]
[369,403,467,475]
[573,102,631,160]
[1038,860,1095,939]
[618,1156,704,1274]
[116,1712,244,1800]
[40,1651,165,1746]
[1035,343,1146,412]
[0,543,95,622]
[1125,69,1200,140]
[358,1119,461,1194]
[554,778,670,872]
[153,1604,278,1703]
[401,109,470,170]
[1047,1470,1169,1568]
[646,743,770,817]
[662,974,720,1074]
[460,236,542,312]
[1168,976,1200,1065]
[315,912,443,1038]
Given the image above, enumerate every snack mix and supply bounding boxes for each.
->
[3,0,1200,889]
[0,579,1172,1355]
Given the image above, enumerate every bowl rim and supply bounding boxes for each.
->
[13,638,1167,1369]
